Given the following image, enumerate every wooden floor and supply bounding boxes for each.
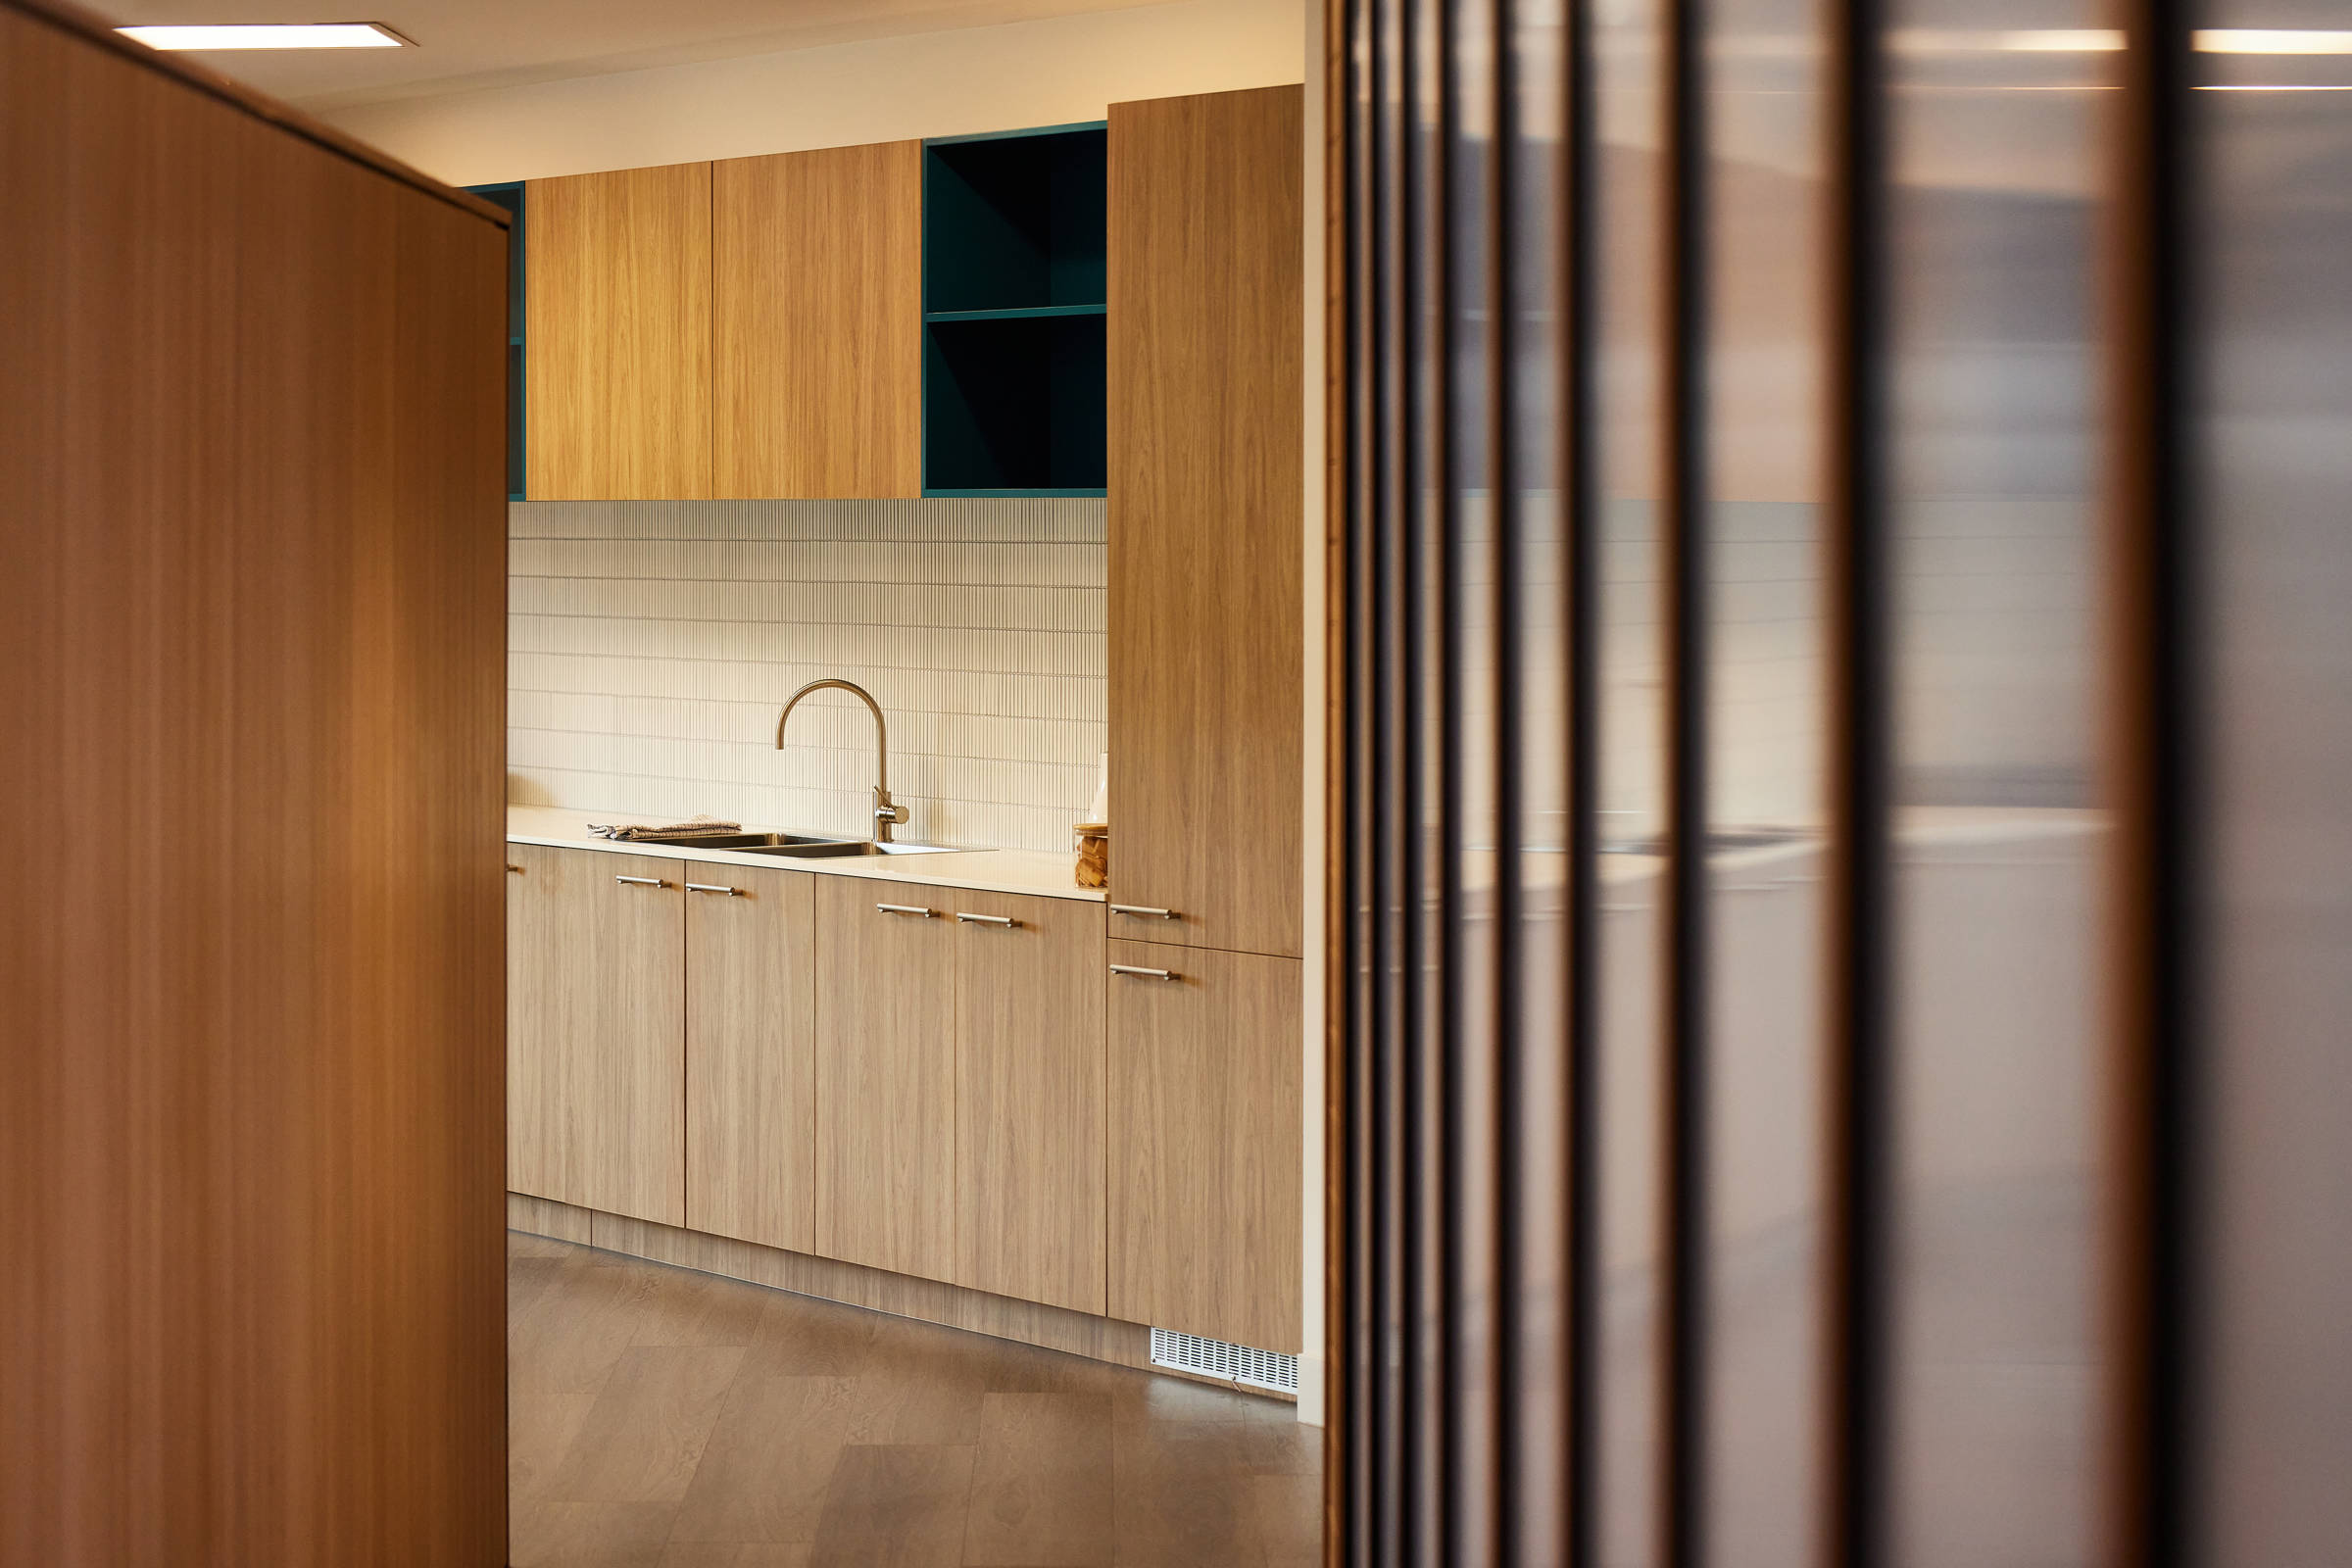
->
[509,1230,1323,1566]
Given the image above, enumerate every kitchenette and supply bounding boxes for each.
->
[493,83,1311,1401]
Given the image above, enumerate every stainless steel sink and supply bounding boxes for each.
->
[743,840,965,858]
[631,831,849,850]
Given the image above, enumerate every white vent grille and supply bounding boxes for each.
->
[1151,1328,1300,1395]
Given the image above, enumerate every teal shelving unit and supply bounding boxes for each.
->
[466,181,526,501]
[921,122,1107,498]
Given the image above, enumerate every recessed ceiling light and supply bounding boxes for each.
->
[2194,28,2352,55]
[116,23,412,50]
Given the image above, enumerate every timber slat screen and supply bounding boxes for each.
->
[1331,0,2352,1565]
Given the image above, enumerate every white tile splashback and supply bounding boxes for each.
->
[508,499,1106,853]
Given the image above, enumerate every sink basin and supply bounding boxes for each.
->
[743,840,965,858]
[631,831,850,849]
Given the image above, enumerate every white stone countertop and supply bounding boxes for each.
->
[507,806,1104,904]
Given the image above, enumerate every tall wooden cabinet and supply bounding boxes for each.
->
[715,141,923,498]
[526,161,714,499]
[507,843,687,1225]
[1103,84,1306,1353]
[1107,84,1305,960]
[686,863,817,1253]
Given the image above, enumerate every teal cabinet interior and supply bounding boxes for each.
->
[920,122,1107,497]
[465,180,526,501]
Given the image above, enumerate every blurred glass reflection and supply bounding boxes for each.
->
[1702,0,1829,1563]
[1595,0,1669,1559]
[2198,1,2352,1560]
[1886,4,2113,1564]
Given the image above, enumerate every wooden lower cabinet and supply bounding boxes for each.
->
[507,843,686,1225]
[814,878,956,1282]
[1107,939,1302,1352]
[686,863,817,1253]
[954,890,1108,1314]
[505,851,1298,1350]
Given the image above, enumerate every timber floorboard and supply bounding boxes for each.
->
[509,1231,1321,1567]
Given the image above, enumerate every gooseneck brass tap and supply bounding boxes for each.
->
[775,678,908,844]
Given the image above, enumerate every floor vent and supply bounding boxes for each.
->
[1150,1328,1300,1395]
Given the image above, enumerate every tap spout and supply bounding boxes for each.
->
[776,678,906,842]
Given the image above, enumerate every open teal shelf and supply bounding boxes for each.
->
[922,123,1106,495]
[923,488,1107,499]
[924,303,1105,323]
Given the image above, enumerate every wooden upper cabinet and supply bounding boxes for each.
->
[525,162,713,499]
[813,877,956,1282]
[1107,85,1305,959]
[953,891,1108,1315]
[507,844,687,1225]
[686,863,817,1254]
[715,141,922,498]
[1107,941,1302,1351]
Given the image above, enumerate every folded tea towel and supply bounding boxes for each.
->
[585,816,743,842]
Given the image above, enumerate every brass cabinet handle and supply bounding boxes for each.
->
[954,912,1018,928]
[685,882,743,896]
[506,863,524,874]
[1108,904,1178,920]
[876,903,935,918]
[614,875,667,888]
[1109,963,1179,981]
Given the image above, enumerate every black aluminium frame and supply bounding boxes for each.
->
[1328,0,2199,1565]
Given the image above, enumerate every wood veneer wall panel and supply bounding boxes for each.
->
[715,141,923,498]
[526,161,713,500]
[1107,84,1306,959]
[0,6,508,1560]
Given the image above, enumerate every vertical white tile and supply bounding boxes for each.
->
[506,498,1106,852]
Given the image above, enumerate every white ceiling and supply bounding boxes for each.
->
[98,0,1164,111]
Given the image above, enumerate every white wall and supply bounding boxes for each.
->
[323,0,1303,186]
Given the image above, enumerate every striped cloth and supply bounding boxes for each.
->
[584,817,743,842]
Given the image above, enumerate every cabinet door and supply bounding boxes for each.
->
[953,892,1108,1314]
[507,844,686,1224]
[1107,85,1304,958]
[814,878,956,1280]
[715,141,922,498]
[1106,939,1301,1350]
[525,162,713,499]
[686,864,816,1253]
